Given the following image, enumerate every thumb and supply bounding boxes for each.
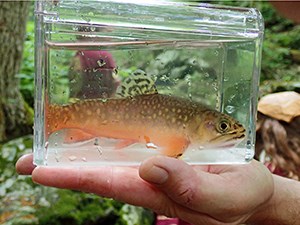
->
[139,156,209,208]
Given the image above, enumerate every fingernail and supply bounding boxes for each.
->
[143,165,169,184]
[15,154,35,175]
[31,166,45,185]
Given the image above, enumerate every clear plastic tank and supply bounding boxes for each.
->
[34,0,264,166]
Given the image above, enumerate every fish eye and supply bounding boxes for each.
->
[217,120,230,133]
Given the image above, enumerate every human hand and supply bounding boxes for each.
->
[16,154,274,225]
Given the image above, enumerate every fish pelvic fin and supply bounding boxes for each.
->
[63,129,95,143]
[116,69,158,98]
[161,138,189,158]
[114,139,137,149]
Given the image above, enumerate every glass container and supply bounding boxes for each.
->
[34,0,264,166]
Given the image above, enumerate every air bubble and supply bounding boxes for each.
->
[246,140,252,149]
[94,138,99,146]
[68,155,77,161]
[146,143,157,149]
[173,78,179,85]
[72,25,79,31]
[247,17,254,22]
[225,105,235,114]
[81,157,87,162]
[160,74,169,82]
[96,146,103,156]
[228,94,236,104]
[212,82,218,91]
[185,75,192,87]
[97,59,106,67]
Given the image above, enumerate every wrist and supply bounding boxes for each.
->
[247,175,300,225]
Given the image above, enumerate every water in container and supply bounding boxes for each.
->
[34,0,264,166]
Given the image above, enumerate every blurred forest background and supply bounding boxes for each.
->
[0,1,299,225]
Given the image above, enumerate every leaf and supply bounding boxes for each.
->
[119,204,154,225]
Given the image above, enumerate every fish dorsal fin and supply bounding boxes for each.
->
[68,98,81,104]
[116,69,158,97]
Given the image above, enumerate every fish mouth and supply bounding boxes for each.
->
[214,139,242,148]
[207,131,246,149]
[204,139,238,149]
[210,131,245,142]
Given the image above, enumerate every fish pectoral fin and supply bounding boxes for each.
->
[114,139,137,149]
[63,129,95,143]
[161,138,189,158]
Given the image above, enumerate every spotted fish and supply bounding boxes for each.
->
[45,70,246,157]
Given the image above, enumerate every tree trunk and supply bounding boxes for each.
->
[0,1,33,142]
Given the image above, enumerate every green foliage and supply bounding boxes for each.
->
[3,2,298,225]
[259,5,299,94]
[37,190,119,225]
[211,1,300,93]
[0,136,40,225]
[117,205,155,225]
[38,192,154,225]
[17,21,35,107]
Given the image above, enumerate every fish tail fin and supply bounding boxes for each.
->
[44,93,58,138]
[44,93,50,138]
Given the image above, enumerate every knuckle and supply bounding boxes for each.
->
[152,197,178,218]
[174,184,195,205]
[159,203,179,218]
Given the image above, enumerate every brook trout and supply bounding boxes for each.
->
[46,70,245,157]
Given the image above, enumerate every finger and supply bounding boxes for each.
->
[139,156,273,222]
[15,154,36,175]
[139,156,236,214]
[31,165,225,225]
[139,156,206,207]
[32,166,169,211]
